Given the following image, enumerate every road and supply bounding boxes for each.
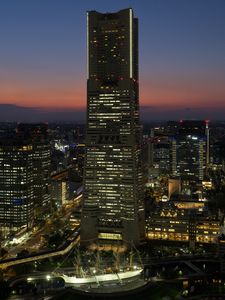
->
[3,194,82,260]
[0,232,80,269]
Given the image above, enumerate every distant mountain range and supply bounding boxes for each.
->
[0,104,85,123]
[0,104,224,122]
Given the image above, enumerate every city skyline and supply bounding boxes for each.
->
[1,3,225,299]
[1,0,225,121]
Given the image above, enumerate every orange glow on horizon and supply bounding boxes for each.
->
[0,80,225,110]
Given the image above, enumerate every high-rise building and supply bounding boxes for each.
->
[17,123,51,219]
[169,120,209,182]
[147,135,171,175]
[51,170,69,208]
[81,8,145,245]
[0,138,34,236]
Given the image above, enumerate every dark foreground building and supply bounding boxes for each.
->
[81,8,145,245]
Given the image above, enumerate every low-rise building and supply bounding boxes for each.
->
[146,202,220,247]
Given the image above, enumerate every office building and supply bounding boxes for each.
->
[146,203,220,247]
[147,135,170,175]
[0,139,34,235]
[51,170,69,208]
[169,120,208,182]
[81,8,145,245]
[17,123,51,218]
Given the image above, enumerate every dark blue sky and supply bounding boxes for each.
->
[0,0,225,121]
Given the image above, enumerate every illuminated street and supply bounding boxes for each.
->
[2,194,82,260]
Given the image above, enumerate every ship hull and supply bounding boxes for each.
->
[60,269,142,285]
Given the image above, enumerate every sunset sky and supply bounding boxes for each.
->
[0,0,225,120]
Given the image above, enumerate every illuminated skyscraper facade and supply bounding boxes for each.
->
[0,140,34,235]
[81,8,144,245]
[17,124,51,219]
[170,120,208,181]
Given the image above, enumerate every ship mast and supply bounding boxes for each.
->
[74,248,85,277]
[129,250,134,270]
[95,249,101,274]
[113,249,120,272]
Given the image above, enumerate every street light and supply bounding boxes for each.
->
[27,277,33,282]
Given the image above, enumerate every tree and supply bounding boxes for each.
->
[0,280,11,299]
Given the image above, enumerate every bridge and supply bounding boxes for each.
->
[0,230,80,269]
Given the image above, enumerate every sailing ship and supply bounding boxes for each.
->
[54,248,143,290]
[61,269,142,285]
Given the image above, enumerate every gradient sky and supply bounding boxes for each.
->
[0,0,225,120]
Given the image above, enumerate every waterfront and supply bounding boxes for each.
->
[52,281,225,300]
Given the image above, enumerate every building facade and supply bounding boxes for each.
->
[148,136,170,175]
[169,120,208,182]
[81,8,145,245]
[0,140,34,235]
[146,207,220,246]
[51,170,69,208]
[17,123,51,218]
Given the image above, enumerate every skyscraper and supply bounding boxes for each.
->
[17,123,51,219]
[169,120,208,182]
[0,138,34,236]
[81,8,144,245]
